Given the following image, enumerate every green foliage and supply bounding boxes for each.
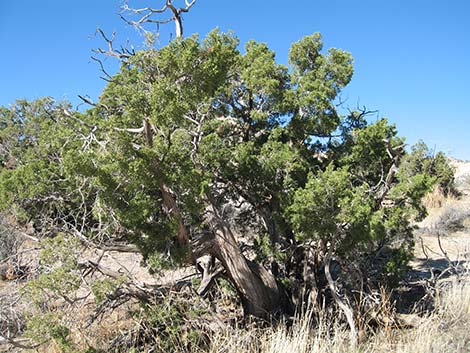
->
[216,277,238,302]
[24,234,82,306]
[254,232,287,263]
[286,118,439,278]
[24,312,75,352]
[383,245,413,284]
[0,31,366,275]
[91,276,126,305]
[400,140,456,195]
[39,233,81,267]
[289,165,374,248]
[288,33,354,139]
[0,99,97,232]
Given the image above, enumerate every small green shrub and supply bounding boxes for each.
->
[21,234,83,351]
[24,313,75,352]
[91,276,126,305]
[23,234,81,306]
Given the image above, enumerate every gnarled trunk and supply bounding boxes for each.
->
[192,205,281,318]
[214,223,280,318]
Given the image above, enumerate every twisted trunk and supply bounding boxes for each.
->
[214,224,280,317]
[192,204,281,318]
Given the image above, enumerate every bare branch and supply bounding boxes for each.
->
[114,126,145,134]
[78,95,97,107]
[0,337,40,350]
[196,255,225,296]
[121,0,197,38]
[324,250,358,347]
[93,28,134,60]
[375,138,405,204]
[90,56,112,81]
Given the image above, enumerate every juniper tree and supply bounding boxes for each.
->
[0,31,448,319]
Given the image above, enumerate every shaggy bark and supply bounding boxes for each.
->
[192,203,281,318]
[214,224,280,317]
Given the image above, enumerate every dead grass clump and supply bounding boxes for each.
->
[377,279,470,353]
[422,185,448,210]
[207,312,352,353]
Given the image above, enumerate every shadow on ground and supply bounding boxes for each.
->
[393,257,468,314]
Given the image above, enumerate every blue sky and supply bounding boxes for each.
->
[1,1,469,159]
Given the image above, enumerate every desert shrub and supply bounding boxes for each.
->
[23,234,81,307]
[18,235,83,351]
[24,312,75,351]
[434,206,470,234]
[457,174,470,191]
[0,22,455,335]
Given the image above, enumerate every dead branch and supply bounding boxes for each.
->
[375,138,405,204]
[0,294,40,350]
[114,126,145,134]
[77,259,194,327]
[90,56,112,81]
[67,226,140,254]
[324,250,358,347]
[196,255,225,296]
[0,337,41,350]
[121,0,197,38]
[93,28,135,60]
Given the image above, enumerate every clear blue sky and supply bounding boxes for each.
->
[1,1,469,159]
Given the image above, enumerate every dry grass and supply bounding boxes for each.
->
[206,279,470,353]
[376,279,470,353]
[422,185,450,210]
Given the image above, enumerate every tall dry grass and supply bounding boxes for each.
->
[206,279,470,353]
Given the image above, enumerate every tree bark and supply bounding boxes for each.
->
[142,117,189,248]
[160,183,189,247]
[198,203,281,318]
[217,229,280,317]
